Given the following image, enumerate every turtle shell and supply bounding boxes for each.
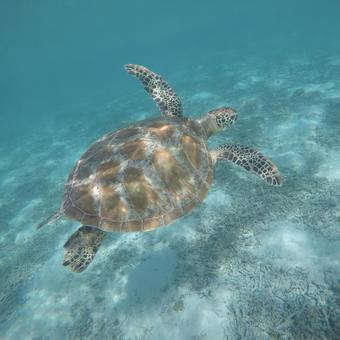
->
[62,116,213,232]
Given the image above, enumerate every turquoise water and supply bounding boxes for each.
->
[1,1,340,339]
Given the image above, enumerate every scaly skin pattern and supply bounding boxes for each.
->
[125,64,183,117]
[62,116,213,232]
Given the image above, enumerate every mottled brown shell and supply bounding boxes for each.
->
[62,117,213,232]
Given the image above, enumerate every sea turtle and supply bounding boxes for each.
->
[38,64,282,273]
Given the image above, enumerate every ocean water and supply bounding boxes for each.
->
[1,0,340,339]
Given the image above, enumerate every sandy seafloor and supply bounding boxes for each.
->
[0,54,340,339]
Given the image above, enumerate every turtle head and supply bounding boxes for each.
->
[199,107,238,138]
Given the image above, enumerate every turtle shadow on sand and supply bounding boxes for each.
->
[124,247,177,302]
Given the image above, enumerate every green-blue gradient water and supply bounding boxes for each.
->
[1,1,340,338]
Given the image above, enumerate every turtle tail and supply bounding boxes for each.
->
[36,210,62,229]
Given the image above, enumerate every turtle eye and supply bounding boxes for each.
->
[209,107,237,128]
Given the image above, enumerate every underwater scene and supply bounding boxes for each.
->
[1,1,340,339]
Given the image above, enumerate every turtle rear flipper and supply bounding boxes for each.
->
[212,144,282,186]
[63,226,106,273]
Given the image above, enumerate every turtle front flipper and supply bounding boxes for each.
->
[125,64,183,117]
[211,144,282,186]
[63,226,106,273]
